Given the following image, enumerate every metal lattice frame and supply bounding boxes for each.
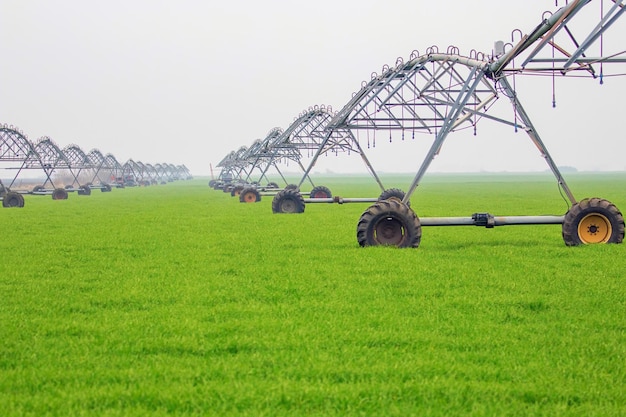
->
[217,146,250,183]
[242,128,285,185]
[144,163,158,184]
[216,104,386,190]
[62,144,92,188]
[262,106,348,187]
[122,159,146,186]
[0,125,42,188]
[295,112,385,191]
[492,0,626,77]
[215,151,240,182]
[23,137,78,189]
[104,153,123,181]
[326,0,625,205]
[1,124,190,194]
[86,148,118,185]
[176,164,192,180]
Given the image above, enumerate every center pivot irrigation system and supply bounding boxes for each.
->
[0,124,192,207]
[210,103,382,204]
[213,0,626,247]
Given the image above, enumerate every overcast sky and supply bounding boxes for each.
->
[2,0,625,177]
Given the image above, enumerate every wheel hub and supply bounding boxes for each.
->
[375,217,405,245]
[578,213,611,244]
[280,199,296,213]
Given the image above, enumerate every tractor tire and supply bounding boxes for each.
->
[378,188,409,206]
[562,198,624,246]
[52,188,69,200]
[272,189,305,214]
[101,183,112,192]
[78,185,91,196]
[284,184,299,191]
[32,185,44,193]
[2,192,24,208]
[231,185,245,197]
[267,182,279,188]
[357,199,421,248]
[239,187,261,203]
[310,185,332,199]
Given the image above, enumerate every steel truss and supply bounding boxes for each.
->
[329,0,624,204]
[214,104,385,195]
[28,138,82,192]
[281,105,385,191]
[0,124,191,202]
[85,148,119,189]
[0,125,40,188]
[215,146,250,186]
[62,144,104,194]
[242,128,284,185]
[0,125,38,206]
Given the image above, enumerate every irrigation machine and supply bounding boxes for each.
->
[213,104,390,205]
[0,124,192,206]
[214,0,625,248]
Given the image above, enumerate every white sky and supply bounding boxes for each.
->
[1,0,625,177]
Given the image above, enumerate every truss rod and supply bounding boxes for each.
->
[563,0,626,71]
[498,75,577,204]
[403,67,483,203]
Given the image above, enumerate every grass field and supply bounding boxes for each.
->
[1,173,625,416]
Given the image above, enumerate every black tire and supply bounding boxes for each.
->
[52,188,69,200]
[267,182,279,188]
[32,185,44,193]
[209,180,217,187]
[310,185,332,199]
[230,185,245,197]
[378,188,409,206]
[101,183,112,192]
[78,185,92,196]
[239,187,261,203]
[2,192,24,208]
[562,198,624,246]
[272,189,305,213]
[284,184,299,191]
[357,199,421,248]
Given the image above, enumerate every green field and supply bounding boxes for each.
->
[1,173,625,416]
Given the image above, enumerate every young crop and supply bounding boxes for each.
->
[1,174,625,416]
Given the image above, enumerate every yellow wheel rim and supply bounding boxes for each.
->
[578,213,612,244]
